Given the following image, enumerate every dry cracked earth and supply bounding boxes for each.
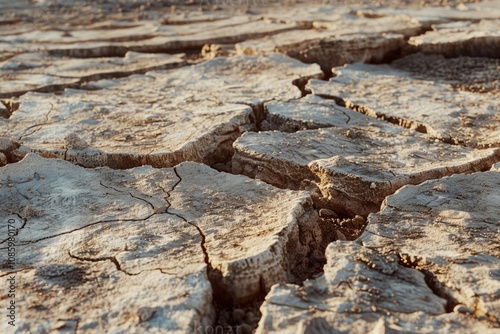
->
[0,0,499,333]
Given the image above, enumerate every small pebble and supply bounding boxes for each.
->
[432,184,448,193]
[0,137,19,152]
[137,307,156,323]
[453,304,474,314]
[319,208,338,219]
[0,152,7,166]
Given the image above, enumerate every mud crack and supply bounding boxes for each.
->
[68,250,138,276]
[17,102,54,141]
[163,167,211,270]
[99,180,156,212]
[397,253,458,313]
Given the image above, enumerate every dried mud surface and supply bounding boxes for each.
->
[1,1,499,333]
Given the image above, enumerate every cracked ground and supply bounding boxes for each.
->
[0,0,500,333]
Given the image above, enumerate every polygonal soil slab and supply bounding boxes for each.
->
[233,95,387,192]
[0,154,213,334]
[2,53,322,168]
[256,242,496,334]
[259,95,383,132]
[263,6,421,36]
[237,32,404,72]
[232,96,500,216]
[0,21,158,45]
[409,20,500,58]
[309,144,498,216]
[0,52,186,98]
[257,170,500,333]
[0,16,296,57]
[308,57,500,147]
[3,93,253,169]
[170,162,322,303]
[0,154,322,333]
[392,53,500,95]
[360,170,500,320]
[239,3,422,71]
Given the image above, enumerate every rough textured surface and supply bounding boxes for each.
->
[238,32,404,72]
[372,1,500,26]
[0,52,186,98]
[257,171,500,333]
[237,6,421,70]
[0,155,321,332]
[310,146,499,216]
[4,91,254,169]
[234,106,500,215]
[0,16,297,58]
[0,154,322,331]
[409,20,500,58]
[360,171,500,320]
[0,154,213,334]
[392,53,500,95]
[234,96,500,215]
[260,95,375,132]
[2,53,322,168]
[2,0,500,332]
[263,6,421,36]
[308,57,500,147]
[257,242,496,334]
[170,162,322,303]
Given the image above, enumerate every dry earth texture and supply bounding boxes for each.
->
[0,0,499,333]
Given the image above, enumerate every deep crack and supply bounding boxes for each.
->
[160,166,230,330]
[397,253,458,313]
